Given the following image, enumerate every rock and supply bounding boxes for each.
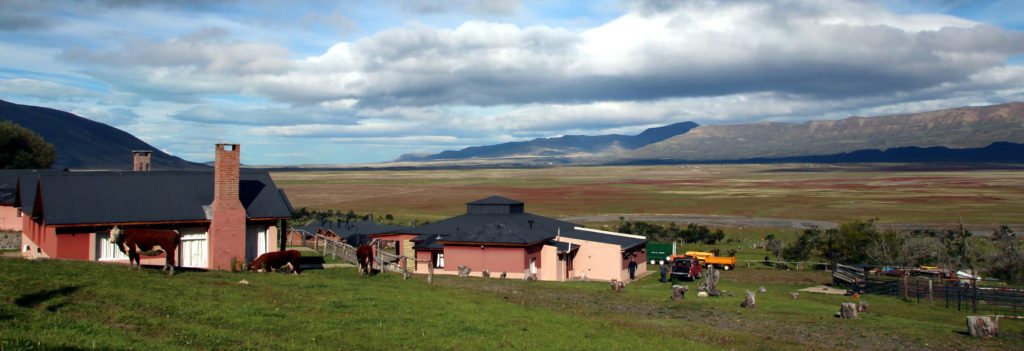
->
[966,316,999,338]
[741,290,756,308]
[238,279,250,285]
[790,292,800,300]
[839,303,858,319]
[697,291,709,298]
[758,286,767,293]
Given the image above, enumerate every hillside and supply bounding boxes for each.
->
[3,257,1020,350]
[398,121,698,161]
[629,102,1024,161]
[0,99,205,170]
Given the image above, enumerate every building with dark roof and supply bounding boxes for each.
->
[285,219,408,246]
[404,196,647,282]
[15,144,293,270]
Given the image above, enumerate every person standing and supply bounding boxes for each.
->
[659,260,668,283]
[628,258,638,281]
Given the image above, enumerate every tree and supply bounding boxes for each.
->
[783,227,824,262]
[0,121,54,169]
[764,234,783,262]
[987,225,1022,284]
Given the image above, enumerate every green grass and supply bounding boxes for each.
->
[2,258,1021,350]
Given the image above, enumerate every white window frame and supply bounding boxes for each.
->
[434,252,445,268]
[95,232,128,261]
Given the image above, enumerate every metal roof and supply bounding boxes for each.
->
[407,212,576,245]
[467,196,523,205]
[19,170,292,225]
[296,219,409,240]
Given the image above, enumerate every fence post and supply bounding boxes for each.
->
[972,279,978,314]
[927,279,933,304]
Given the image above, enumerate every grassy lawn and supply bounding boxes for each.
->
[2,258,1021,350]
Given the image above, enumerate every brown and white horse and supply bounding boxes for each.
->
[109,226,181,276]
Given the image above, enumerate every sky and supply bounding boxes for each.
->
[1,0,1022,165]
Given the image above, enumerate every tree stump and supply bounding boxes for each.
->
[697,265,721,296]
[839,303,858,319]
[482,269,491,278]
[457,265,471,277]
[581,272,588,282]
[790,292,799,300]
[610,279,625,292]
[672,285,689,300]
[758,286,767,293]
[740,290,756,308]
[499,272,507,279]
[966,316,999,338]
[856,301,870,313]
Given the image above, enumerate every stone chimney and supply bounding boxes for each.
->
[132,150,152,171]
[207,144,247,271]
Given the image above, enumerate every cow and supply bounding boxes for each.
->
[109,226,180,276]
[247,250,303,274]
[356,245,374,275]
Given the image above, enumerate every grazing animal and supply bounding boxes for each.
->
[109,226,180,276]
[356,245,374,275]
[247,250,303,274]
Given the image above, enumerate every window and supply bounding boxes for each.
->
[434,252,445,268]
[95,232,128,260]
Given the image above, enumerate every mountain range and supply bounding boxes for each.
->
[0,99,206,170]
[400,102,1024,165]
[398,121,698,161]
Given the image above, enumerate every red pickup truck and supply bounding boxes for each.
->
[670,256,702,282]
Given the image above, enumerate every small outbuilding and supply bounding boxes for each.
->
[407,196,646,281]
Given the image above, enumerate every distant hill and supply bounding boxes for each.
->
[399,121,699,161]
[0,99,206,170]
[628,102,1024,162]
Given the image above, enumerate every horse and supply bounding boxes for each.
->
[356,245,374,275]
[247,250,303,274]
[109,226,180,276]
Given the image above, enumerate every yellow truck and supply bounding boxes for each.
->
[684,251,737,270]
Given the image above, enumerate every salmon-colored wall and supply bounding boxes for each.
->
[21,216,57,259]
[538,245,560,281]
[415,250,433,273]
[443,245,528,276]
[557,237,647,281]
[57,232,91,260]
[0,206,22,231]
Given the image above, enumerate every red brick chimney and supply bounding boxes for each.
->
[132,150,152,171]
[207,144,247,271]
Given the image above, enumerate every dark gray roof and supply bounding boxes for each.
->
[1,170,58,206]
[297,219,409,240]
[20,170,292,225]
[467,196,523,205]
[412,233,448,250]
[408,212,577,245]
[560,228,647,250]
[548,240,580,253]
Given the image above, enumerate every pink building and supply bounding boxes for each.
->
[13,144,293,270]
[409,196,647,282]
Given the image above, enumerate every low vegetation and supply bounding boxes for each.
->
[2,258,1021,350]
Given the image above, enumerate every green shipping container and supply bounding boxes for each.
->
[646,242,675,264]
